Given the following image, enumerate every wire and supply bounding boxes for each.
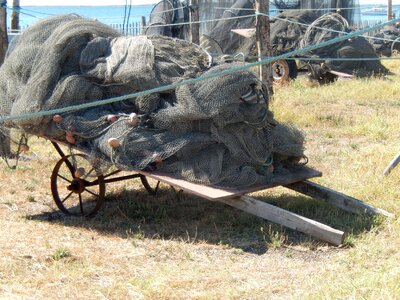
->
[1,16,398,124]
[145,13,256,29]
[263,12,400,44]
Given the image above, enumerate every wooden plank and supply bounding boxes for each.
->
[139,166,321,201]
[231,28,256,39]
[383,151,400,176]
[220,195,344,245]
[328,70,353,78]
[285,180,394,218]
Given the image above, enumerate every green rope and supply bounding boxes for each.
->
[1,16,399,124]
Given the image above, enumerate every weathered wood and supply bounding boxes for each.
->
[11,0,20,32]
[231,28,256,39]
[383,151,400,176]
[0,2,8,65]
[328,70,353,78]
[255,0,273,96]
[189,0,200,44]
[220,195,345,245]
[388,0,393,20]
[141,16,146,35]
[140,166,321,201]
[285,180,394,218]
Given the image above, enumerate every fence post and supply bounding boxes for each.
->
[189,0,200,44]
[11,0,19,33]
[141,16,146,35]
[255,0,273,96]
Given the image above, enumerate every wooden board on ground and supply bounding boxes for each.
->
[140,166,322,201]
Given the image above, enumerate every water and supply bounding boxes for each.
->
[9,5,154,28]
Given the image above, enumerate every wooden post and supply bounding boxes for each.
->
[255,0,273,96]
[11,0,19,33]
[285,180,394,218]
[0,0,8,65]
[388,0,393,20]
[141,16,146,35]
[383,151,400,176]
[189,0,200,44]
[221,195,345,245]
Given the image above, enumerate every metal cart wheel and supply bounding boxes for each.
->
[51,154,105,217]
[272,59,291,83]
[140,175,160,196]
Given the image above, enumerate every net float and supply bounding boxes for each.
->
[66,134,76,144]
[66,131,75,137]
[107,114,118,123]
[128,113,139,126]
[108,138,120,148]
[74,167,85,178]
[52,114,63,123]
[20,144,30,153]
[153,153,162,165]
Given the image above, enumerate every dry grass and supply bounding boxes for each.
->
[1,60,400,299]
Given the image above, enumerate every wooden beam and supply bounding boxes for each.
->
[140,166,321,201]
[388,0,393,20]
[383,151,400,176]
[11,0,20,33]
[0,1,8,65]
[255,0,273,96]
[285,180,394,218]
[189,0,200,45]
[220,195,345,245]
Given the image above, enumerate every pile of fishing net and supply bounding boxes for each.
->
[0,14,305,187]
[194,0,386,82]
[369,24,400,57]
[299,13,388,83]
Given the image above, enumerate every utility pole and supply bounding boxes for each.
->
[189,0,199,44]
[388,0,393,20]
[0,0,8,65]
[255,0,273,96]
[11,0,19,32]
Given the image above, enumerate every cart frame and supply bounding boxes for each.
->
[49,141,393,246]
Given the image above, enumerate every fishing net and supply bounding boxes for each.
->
[370,24,400,57]
[144,0,190,40]
[0,14,305,187]
[300,13,388,82]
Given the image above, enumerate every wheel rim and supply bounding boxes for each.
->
[51,154,105,217]
[140,175,160,196]
[272,59,290,83]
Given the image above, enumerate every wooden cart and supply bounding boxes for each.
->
[49,141,393,246]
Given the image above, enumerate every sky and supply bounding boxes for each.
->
[17,0,400,6]
[20,0,158,6]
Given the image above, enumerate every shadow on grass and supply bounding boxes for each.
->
[26,183,383,254]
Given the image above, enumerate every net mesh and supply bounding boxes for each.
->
[0,14,305,187]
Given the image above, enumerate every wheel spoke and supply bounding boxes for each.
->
[79,193,83,213]
[84,188,99,197]
[83,167,95,179]
[57,174,72,183]
[61,191,73,204]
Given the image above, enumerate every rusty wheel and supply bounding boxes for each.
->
[272,59,291,83]
[51,154,105,217]
[140,175,160,196]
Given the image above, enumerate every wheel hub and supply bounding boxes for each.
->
[67,178,85,194]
